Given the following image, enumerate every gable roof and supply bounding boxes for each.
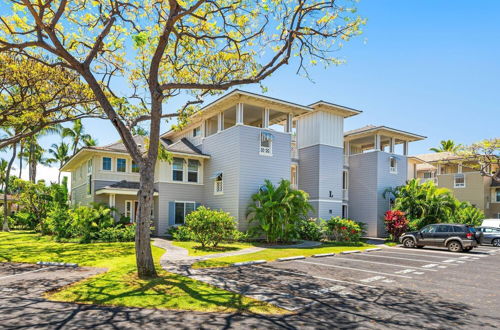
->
[413,152,461,163]
[344,125,426,142]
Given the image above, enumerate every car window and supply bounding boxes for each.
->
[436,225,451,232]
[428,225,439,233]
[454,226,465,233]
[420,226,432,233]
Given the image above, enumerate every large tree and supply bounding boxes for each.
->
[47,141,70,183]
[0,0,363,278]
[430,139,460,153]
[458,138,500,183]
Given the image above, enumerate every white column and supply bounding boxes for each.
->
[236,103,244,125]
[109,193,116,218]
[262,108,270,128]
[403,141,409,155]
[458,163,463,173]
[374,134,381,151]
[286,114,293,133]
[217,112,224,132]
[390,137,396,153]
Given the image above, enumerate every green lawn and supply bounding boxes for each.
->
[193,241,376,268]
[171,240,260,256]
[0,231,284,314]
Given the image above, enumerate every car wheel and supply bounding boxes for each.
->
[403,237,416,248]
[447,240,462,252]
[492,238,500,247]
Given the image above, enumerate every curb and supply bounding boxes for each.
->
[341,250,361,254]
[232,260,267,267]
[277,256,306,262]
[37,261,78,268]
[312,253,335,258]
[365,248,383,252]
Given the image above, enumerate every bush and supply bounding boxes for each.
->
[43,206,72,238]
[298,218,326,241]
[247,179,313,243]
[12,211,36,229]
[453,202,484,226]
[326,217,362,242]
[168,225,193,241]
[97,224,136,242]
[68,203,115,243]
[384,210,409,241]
[185,206,237,247]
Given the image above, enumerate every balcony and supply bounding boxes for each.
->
[291,142,298,159]
[342,189,348,201]
[343,155,349,167]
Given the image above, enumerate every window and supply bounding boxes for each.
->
[193,126,201,137]
[87,175,92,195]
[187,159,199,183]
[131,161,139,173]
[290,165,298,188]
[214,172,223,195]
[496,188,500,202]
[342,171,348,190]
[102,157,112,171]
[117,158,127,172]
[436,225,452,232]
[87,159,93,173]
[125,201,133,221]
[454,173,465,188]
[423,172,432,179]
[342,205,348,218]
[174,202,195,225]
[172,158,184,181]
[453,226,466,233]
[389,157,397,174]
[260,131,273,155]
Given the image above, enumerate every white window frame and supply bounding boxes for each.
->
[116,158,127,173]
[187,159,199,183]
[495,188,500,202]
[259,132,273,156]
[131,161,139,173]
[174,201,196,225]
[102,157,112,171]
[214,173,224,195]
[454,174,466,188]
[87,159,93,174]
[389,157,397,174]
[342,204,348,219]
[172,158,184,182]
[193,126,201,137]
[125,200,133,222]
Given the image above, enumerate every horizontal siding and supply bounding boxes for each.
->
[298,145,320,200]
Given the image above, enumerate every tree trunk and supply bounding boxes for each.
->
[28,142,36,183]
[135,162,157,278]
[3,143,17,232]
[18,143,23,178]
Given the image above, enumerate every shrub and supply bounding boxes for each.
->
[453,202,484,226]
[384,210,409,241]
[229,230,251,242]
[185,206,237,247]
[168,225,193,241]
[12,211,36,229]
[247,179,313,243]
[326,217,362,242]
[298,218,326,241]
[43,206,72,238]
[68,203,115,243]
[97,224,136,242]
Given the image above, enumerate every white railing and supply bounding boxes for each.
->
[342,189,348,201]
[389,167,397,174]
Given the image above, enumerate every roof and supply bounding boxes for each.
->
[162,89,361,138]
[413,152,461,163]
[61,135,209,172]
[415,163,437,171]
[95,180,159,195]
[344,125,426,142]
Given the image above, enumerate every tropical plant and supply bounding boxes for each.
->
[168,225,193,242]
[248,179,313,243]
[298,218,327,241]
[0,159,7,192]
[68,203,116,243]
[14,179,52,228]
[2,0,364,278]
[453,202,485,226]
[47,142,70,183]
[326,217,362,242]
[384,210,409,241]
[62,119,92,155]
[82,136,98,147]
[184,206,237,248]
[430,140,461,153]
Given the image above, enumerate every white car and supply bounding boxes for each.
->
[481,219,500,228]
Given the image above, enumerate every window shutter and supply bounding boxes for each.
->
[195,202,202,210]
[168,201,175,226]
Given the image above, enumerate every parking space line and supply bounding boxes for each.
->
[394,247,489,257]
[254,265,377,288]
[375,250,459,259]
[296,260,413,278]
[353,253,459,265]
[332,256,438,271]
[0,266,55,281]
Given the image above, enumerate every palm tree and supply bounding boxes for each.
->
[82,135,98,147]
[47,142,70,183]
[430,140,461,153]
[0,159,7,192]
[62,119,92,155]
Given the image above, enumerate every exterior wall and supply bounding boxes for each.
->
[296,110,344,149]
[298,144,344,219]
[92,153,140,182]
[437,172,486,210]
[201,124,291,231]
[348,151,407,237]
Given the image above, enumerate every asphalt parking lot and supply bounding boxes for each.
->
[1,246,500,329]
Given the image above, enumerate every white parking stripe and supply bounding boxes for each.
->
[353,253,459,265]
[376,250,459,259]
[296,260,413,278]
[0,266,55,281]
[332,256,437,271]
[254,266,377,288]
[394,247,488,257]
[361,276,385,283]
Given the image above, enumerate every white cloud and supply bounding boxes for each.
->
[19,164,70,186]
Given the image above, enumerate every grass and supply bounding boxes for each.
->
[171,240,260,256]
[0,231,284,314]
[193,241,376,268]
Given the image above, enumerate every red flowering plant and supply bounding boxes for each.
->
[326,217,362,242]
[384,210,409,241]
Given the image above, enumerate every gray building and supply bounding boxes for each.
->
[61,91,425,237]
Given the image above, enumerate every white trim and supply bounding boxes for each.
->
[309,199,343,203]
[102,156,113,171]
[96,189,159,196]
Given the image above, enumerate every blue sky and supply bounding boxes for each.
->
[23,0,500,179]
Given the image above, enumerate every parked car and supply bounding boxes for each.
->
[475,227,500,247]
[481,219,500,228]
[399,224,480,252]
